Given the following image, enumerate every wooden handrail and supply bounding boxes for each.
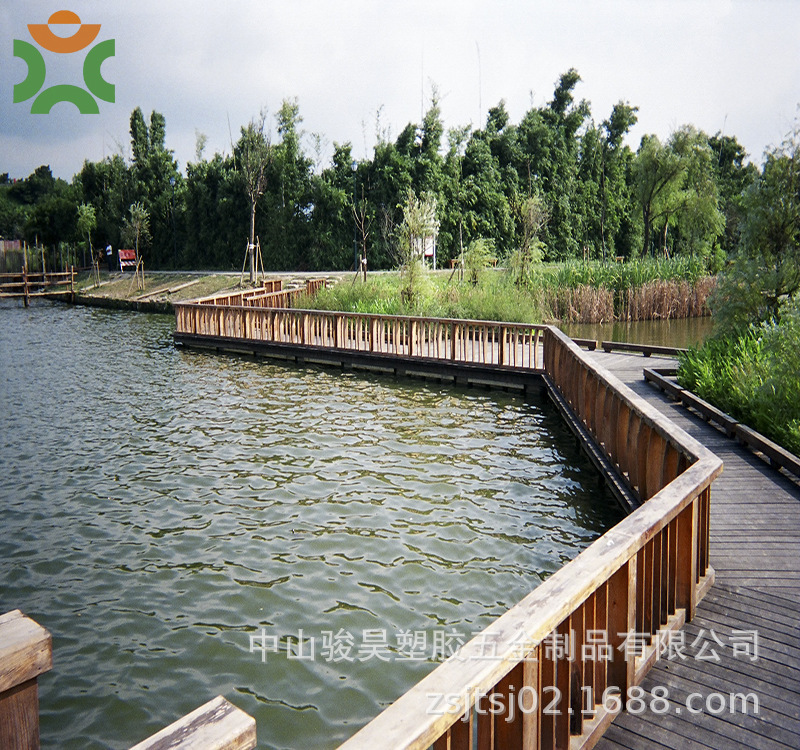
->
[601,340,688,357]
[645,367,800,478]
[174,303,546,370]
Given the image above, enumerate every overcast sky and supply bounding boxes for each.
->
[3,0,799,181]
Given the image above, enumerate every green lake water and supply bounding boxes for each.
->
[0,302,625,749]
[560,315,714,348]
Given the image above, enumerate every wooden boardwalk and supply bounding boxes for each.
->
[590,352,800,750]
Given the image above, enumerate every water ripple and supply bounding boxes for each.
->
[0,303,624,749]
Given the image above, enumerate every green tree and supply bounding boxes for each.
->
[309,142,356,270]
[78,154,130,252]
[127,108,182,268]
[121,201,151,259]
[76,203,97,267]
[184,152,244,269]
[713,127,800,332]
[634,127,724,259]
[396,190,439,305]
[514,69,590,258]
[599,102,639,258]
[235,111,272,281]
[633,133,685,256]
[708,133,758,258]
[260,98,314,270]
[509,192,549,287]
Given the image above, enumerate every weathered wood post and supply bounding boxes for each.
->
[21,266,29,308]
[0,610,53,750]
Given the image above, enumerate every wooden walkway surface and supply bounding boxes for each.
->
[589,352,800,750]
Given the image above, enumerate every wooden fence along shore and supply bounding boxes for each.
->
[0,268,76,306]
[3,280,723,749]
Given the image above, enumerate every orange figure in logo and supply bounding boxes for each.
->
[28,9,100,54]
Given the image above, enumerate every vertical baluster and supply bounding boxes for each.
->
[645,431,667,499]
[554,618,571,748]
[642,539,654,641]
[699,487,711,578]
[539,630,556,750]
[652,534,663,631]
[666,517,678,617]
[607,560,636,711]
[494,663,524,748]
[594,584,608,711]
[636,422,652,501]
[570,605,586,738]
[676,497,699,620]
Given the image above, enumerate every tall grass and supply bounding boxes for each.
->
[678,305,800,455]
[539,256,707,291]
[299,273,549,323]
[536,258,714,321]
[299,257,715,325]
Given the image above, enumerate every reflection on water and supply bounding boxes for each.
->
[560,316,714,348]
[0,302,623,750]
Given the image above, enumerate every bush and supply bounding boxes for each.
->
[678,300,800,454]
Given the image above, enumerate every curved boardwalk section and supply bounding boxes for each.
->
[591,352,800,750]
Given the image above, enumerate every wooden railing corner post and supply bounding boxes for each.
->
[0,610,53,750]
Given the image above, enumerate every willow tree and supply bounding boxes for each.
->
[396,190,439,306]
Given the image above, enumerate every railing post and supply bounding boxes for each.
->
[0,610,53,750]
[22,266,29,308]
[496,326,503,366]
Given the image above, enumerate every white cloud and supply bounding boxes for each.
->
[2,0,799,180]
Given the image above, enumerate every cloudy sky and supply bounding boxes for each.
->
[3,0,799,181]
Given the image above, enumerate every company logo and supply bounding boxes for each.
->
[13,9,114,114]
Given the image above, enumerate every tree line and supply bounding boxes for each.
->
[0,69,769,274]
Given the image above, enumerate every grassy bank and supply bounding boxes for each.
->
[302,258,716,325]
[73,272,242,307]
[677,306,800,455]
[66,259,716,326]
[301,272,549,323]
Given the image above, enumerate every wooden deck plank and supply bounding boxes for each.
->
[589,351,800,750]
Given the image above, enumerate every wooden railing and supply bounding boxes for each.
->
[193,278,326,309]
[175,303,545,370]
[0,610,51,750]
[0,268,76,305]
[645,367,800,479]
